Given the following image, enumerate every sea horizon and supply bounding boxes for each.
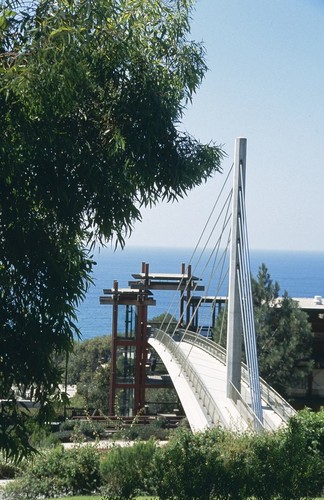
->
[76,246,324,340]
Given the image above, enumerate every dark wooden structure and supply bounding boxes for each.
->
[100,262,204,416]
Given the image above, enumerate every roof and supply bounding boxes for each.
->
[292,296,324,311]
[131,272,201,281]
[272,296,324,311]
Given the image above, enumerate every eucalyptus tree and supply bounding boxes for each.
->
[0,0,224,459]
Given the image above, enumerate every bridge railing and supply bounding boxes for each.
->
[174,330,296,423]
[152,329,228,427]
[174,331,264,429]
[165,330,296,422]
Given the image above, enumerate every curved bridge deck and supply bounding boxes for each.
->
[149,330,296,433]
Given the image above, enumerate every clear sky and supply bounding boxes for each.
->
[127,0,324,252]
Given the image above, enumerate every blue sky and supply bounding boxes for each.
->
[128,0,324,252]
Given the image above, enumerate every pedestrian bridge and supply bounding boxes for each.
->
[102,138,298,429]
[148,329,296,432]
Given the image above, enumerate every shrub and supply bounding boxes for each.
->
[246,429,283,500]
[73,419,106,440]
[292,407,324,458]
[152,427,229,500]
[3,445,101,499]
[114,419,170,441]
[59,419,77,431]
[216,431,255,499]
[29,426,61,450]
[274,413,324,500]
[152,422,324,500]
[0,461,19,479]
[100,439,156,499]
[54,429,74,442]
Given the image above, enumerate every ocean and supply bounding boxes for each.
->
[76,246,324,340]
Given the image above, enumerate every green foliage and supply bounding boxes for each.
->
[3,413,324,499]
[152,427,227,500]
[252,264,314,396]
[0,0,223,460]
[291,407,324,459]
[1,0,223,246]
[277,422,323,500]
[3,445,101,499]
[100,439,157,499]
[149,312,178,333]
[50,418,108,443]
[28,424,61,450]
[0,459,19,479]
[72,420,107,441]
[152,421,324,499]
[114,416,170,441]
[213,263,314,397]
[67,336,112,385]
[66,335,111,412]
[145,387,179,413]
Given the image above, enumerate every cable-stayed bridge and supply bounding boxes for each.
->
[148,330,295,432]
[101,138,296,432]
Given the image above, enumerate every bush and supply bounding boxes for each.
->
[74,419,106,439]
[3,411,324,499]
[151,422,324,500]
[292,407,324,458]
[114,419,170,441]
[55,419,107,443]
[59,419,76,432]
[273,412,324,500]
[0,461,19,479]
[54,429,74,443]
[100,439,156,499]
[152,427,229,500]
[3,445,101,499]
[246,429,283,500]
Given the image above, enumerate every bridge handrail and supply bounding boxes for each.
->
[177,330,296,423]
[152,329,228,428]
[174,331,264,429]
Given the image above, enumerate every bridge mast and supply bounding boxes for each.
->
[226,138,263,427]
[226,138,246,401]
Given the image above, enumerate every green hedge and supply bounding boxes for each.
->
[3,445,101,499]
[152,409,324,500]
[100,439,156,499]
[3,409,324,500]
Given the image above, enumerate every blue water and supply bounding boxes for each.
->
[76,247,324,340]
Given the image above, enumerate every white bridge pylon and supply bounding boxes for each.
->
[149,138,296,433]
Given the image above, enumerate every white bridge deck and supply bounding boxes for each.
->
[148,330,296,433]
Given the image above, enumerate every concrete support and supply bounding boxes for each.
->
[226,138,247,401]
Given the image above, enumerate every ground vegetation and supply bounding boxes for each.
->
[2,408,324,499]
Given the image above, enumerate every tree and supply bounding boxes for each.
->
[252,264,313,397]
[67,335,111,412]
[0,0,224,459]
[67,335,112,386]
[213,264,313,397]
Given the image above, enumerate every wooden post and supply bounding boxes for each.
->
[109,280,119,415]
